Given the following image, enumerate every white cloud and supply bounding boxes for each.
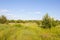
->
[0,9,10,13]
[35,11,40,14]
[6,14,21,20]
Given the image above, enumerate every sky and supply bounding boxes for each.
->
[0,0,60,20]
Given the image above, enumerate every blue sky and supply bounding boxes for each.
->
[0,0,60,20]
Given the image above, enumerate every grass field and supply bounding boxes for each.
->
[0,23,60,40]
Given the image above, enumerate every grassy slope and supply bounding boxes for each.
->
[0,23,60,40]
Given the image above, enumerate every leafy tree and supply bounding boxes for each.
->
[0,15,7,24]
[8,20,15,23]
[55,20,60,25]
[41,13,56,28]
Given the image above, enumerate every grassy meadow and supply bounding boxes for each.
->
[0,23,60,40]
[0,0,60,40]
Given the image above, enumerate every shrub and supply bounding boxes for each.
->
[0,15,7,24]
[41,13,56,28]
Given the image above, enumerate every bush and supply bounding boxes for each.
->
[0,15,7,24]
[41,13,56,28]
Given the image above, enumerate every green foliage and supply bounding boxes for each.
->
[0,15,7,24]
[0,13,60,40]
[55,20,60,25]
[16,20,25,23]
[0,24,60,40]
[14,23,22,28]
[41,13,56,28]
[8,20,16,23]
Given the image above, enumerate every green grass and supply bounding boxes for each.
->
[0,23,60,40]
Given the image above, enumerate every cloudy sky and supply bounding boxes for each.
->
[0,0,60,20]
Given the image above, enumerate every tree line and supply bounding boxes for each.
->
[0,13,60,28]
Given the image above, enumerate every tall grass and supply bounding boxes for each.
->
[0,23,60,40]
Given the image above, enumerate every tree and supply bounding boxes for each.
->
[41,13,56,28]
[0,15,7,24]
[9,20,15,23]
[55,20,60,25]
